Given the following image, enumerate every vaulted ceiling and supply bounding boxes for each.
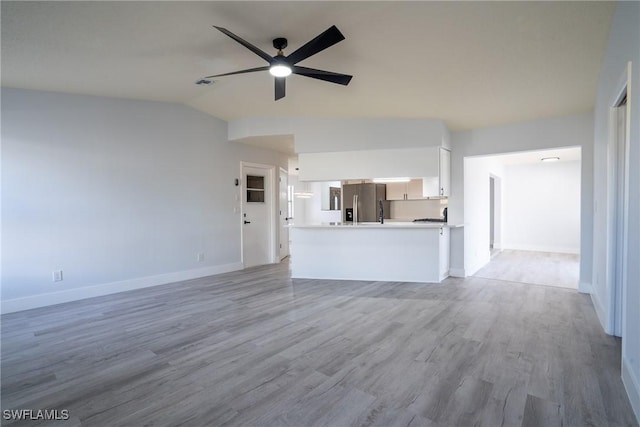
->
[1,1,614,131]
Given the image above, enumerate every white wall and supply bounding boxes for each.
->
[591,2,640,420]
[1,88,288,312]
[463,157,504,276]
[502,161,581,254]
[450,112,593,286]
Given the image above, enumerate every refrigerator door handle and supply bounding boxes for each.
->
[353,194,358,224]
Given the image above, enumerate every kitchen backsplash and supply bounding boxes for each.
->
[390,199,447,220]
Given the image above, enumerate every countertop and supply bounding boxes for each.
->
[289,222,464,229]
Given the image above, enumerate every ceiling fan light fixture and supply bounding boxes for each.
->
[269,64,292,77]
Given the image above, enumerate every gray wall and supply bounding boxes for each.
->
[2,88,288,310]
[591,1,640,418]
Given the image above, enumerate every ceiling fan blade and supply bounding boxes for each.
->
[286,25,345,65]
[275,77,286,100]
[213,26,274,64]
[203,66,270,79]
[292,66,352,85]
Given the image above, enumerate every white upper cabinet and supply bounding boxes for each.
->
[439,148,451,197]
[422,148,451,197]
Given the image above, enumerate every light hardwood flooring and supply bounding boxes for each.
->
[2,261,637,426]
[474,250,580,290]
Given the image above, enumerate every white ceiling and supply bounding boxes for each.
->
[2,1,614,132]
[491,146,582,166]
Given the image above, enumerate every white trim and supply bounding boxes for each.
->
[449,268,466,278]
[622,356,640,425]
[606,61,631,337]
[590,290,612,335]
[1,262,243,314]
[278,167,290,261]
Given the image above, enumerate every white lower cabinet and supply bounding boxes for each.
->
[439,226,450,280]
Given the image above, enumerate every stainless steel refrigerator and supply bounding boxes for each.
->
[342,183,390,222]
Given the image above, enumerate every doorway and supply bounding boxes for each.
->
[489,174,502,257]
[241,162,276,268]
[609,82,629,337]
[471,149,581,290]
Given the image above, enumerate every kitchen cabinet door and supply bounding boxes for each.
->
[386,182,407,200]
[439,148,451,197]
[422,147,451,198]
[438,226,450,280]
[407,179,426,200]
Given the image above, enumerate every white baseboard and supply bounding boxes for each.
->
[590,290,612,335]
[578,281,592,294]
[1,262,244,314]
[449,268,466,278]
[501,244,579,254]
[622,357,640,425]
[465,258,489,277]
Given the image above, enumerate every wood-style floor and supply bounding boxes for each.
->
[474,250,580,290]
[2,261,637,426]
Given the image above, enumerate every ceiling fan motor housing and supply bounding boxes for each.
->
[273,38,288,51]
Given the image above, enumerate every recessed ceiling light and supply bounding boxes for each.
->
[195,79,214,86]
[541,157,560,162]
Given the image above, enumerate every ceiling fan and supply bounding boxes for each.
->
[203,25,353,100]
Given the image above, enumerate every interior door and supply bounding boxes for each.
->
[279,168,290,260]
[242,164,272,268]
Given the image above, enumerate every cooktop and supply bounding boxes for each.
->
[413,218,446,223]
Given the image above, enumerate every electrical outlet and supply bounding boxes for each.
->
[197,253,205,262]
[53,270,63,282]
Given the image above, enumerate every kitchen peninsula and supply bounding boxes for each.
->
[290,222,462,283]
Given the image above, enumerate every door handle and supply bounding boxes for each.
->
[244,220,251,224]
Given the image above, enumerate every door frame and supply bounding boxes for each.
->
[489,173,502,253]
[240,161,278,267]
[606,62,631,337]
[279,167,290,260]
